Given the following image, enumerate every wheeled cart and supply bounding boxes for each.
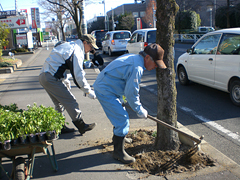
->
[0,137,58,180]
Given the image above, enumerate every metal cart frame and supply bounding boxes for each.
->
[0,140,58,180]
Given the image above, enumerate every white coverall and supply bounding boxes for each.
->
[39,39,92,121]
[93,53,146,137]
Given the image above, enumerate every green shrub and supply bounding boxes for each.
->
[0,61,12,67]
[11,48,29,54]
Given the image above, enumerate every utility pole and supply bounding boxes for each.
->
[227,0,230,28]
[15,0,17,13]
[81,0,89,60]
[104,0,107,30]
[112,8,115,31]
[152,3,156,28]
[81,0,87,34]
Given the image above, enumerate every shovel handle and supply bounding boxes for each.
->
[124,104,202,144]
[147,114,202,144]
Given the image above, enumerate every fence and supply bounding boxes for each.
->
[174,34,204,43]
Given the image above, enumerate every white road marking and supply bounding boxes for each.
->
[140,83,240,143]
[179,106,240,142]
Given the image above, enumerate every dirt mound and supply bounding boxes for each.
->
[99,129,216,176]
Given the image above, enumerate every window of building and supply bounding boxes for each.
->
[140,11,145,17]
[132,12,139,18]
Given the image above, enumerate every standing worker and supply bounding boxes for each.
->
[93,43,167,164]
[39,34,98,135]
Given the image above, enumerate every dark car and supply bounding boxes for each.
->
[91,30,108,49]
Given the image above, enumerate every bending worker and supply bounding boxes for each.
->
[93,43,167,164]
[39,34,97,135]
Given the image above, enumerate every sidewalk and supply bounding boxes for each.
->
[0,47,240,180]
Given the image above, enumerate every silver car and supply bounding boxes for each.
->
[177,28,240,106]
[102,30,131,56]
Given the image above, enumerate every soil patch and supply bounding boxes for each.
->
[95,129,216,177]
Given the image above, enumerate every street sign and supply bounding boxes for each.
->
[0,10,16,17]
[16,34,27,45]
[0,16,28,28]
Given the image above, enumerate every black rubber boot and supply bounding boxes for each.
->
[61,125,75,134]
[73,117,96,135]
[112,136,132,144]
[112,135,135,164]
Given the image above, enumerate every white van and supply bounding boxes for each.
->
[198,26,215,33]
[126,28,156,54]
[177,28,240,106]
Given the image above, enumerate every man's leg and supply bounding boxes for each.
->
[95,91,135,163]
[39,72,95,134]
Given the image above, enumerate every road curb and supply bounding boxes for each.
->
[0,59,22,74]
[175,122,240,179]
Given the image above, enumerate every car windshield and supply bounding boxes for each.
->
[147,30,156,43]
[113,32,130,39]
[96,31,107,40]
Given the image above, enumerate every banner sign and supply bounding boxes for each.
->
[136,18,142,29]
[0,16,28,28]
[31,8,40,29]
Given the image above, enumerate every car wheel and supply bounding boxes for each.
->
[102,48,105,54]
[108,48,113,56]
[230,80,240,106]
[178,66,189,85]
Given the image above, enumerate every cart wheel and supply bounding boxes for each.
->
[14,157,26,180]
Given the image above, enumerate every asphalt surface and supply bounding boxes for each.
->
[0,43,240,180]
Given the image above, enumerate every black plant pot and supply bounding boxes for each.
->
[28,134,38,143]
[19,135,28,144]
[46,131,58,140]
[37,132,47,142]
[11,138,20,146]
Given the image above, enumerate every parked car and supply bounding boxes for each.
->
[126,28,175,58]
[126,28,156,54]
[176,28,240,106]
[90,30,108,49]
[102,30,131,56]
[198,26,215,33]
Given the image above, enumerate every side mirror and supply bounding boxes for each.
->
[187,47,194,54]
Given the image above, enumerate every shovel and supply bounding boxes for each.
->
[124,104,204,146]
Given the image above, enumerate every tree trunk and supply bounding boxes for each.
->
[154,0,180,151]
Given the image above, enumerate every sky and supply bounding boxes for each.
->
[1,0,135,27]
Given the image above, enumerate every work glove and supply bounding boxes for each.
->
[84,90,96,99]
[120,95,127,105]
[137,107,148,119]
[92,52,104,66]
[63,79,71,89]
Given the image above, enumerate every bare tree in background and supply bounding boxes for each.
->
[142,0,156,27]
[38,0,71,40]
[39,0,84,38]
[154,0,180,151]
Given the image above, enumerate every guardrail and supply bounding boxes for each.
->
[174,34,204,43]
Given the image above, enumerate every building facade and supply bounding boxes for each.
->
[104,0,239,32]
